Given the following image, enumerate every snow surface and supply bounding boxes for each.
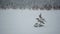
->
[0,9,60,34]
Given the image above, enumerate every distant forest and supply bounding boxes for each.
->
[0,0,60,10]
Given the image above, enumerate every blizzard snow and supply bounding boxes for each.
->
[0,9,60,34]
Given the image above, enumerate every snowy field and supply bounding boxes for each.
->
[0,9,60,34]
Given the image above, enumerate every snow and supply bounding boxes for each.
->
[0,9,60,34]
